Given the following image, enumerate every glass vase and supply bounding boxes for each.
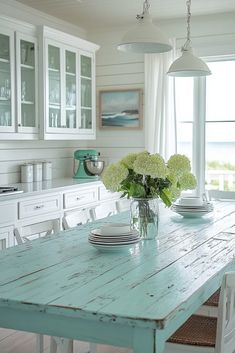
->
[130,198,159,240]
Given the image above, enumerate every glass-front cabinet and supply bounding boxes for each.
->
[80,52,93,131]
[0,24,38,138]
[0,29,14,133]
[16,33,38,134]
[44,35,97,139]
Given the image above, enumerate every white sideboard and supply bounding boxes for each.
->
[0,178,120,248]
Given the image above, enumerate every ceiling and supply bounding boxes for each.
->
[15,0,235,30]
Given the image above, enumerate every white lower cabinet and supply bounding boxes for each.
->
[0,181,120,247]
[19,194,61,219]
[64,186,99,210]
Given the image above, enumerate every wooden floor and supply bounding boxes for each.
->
[0,328,131,353]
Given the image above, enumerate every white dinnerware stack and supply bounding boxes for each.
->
[171,197,214,218]
[89,223,140,251]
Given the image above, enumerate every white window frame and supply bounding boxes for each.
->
[177,55,235,195]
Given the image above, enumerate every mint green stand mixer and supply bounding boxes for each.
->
[73,149,105,179]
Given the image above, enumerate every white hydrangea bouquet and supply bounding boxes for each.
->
[102,151,197,207]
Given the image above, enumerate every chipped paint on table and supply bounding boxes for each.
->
[0,202,235,353]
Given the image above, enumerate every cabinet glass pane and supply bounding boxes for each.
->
[48,45,61,128]
[0,58,11,127]
[81,78,91,108]
[20,40,35,67]
[0,34,10,61]
[49,107,61,128]
[66,51,75,74]
[66,110,76,128]
[81,108,92,129]
[81,55,91,77]
[20,40,36,128]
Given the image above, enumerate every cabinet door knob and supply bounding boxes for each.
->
[18,123,21,127]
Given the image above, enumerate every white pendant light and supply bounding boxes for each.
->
[167,0,211,77]
[117,0,172,54]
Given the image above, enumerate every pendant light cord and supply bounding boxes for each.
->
[183,0,192,50]
[136,0,150,19]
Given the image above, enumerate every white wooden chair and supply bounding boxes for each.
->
[164,272,235,353]
[62,209,92,230]
[116,198,131,213]
[13,218,74,353]
[91,201,117,220]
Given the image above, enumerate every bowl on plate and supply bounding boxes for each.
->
[178,197,204,207]
[100,223,131,236]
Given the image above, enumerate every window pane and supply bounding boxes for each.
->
[206,61,235,121]
[175,77,194,122]
[205,122,235,191]
[177,122,193,162]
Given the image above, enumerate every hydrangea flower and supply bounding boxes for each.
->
[102,151,197,207]
[102,162,128,192]
[179,172,197,190]
[120,153,138,169]
[167,154,191,176]
[134,153,167,178]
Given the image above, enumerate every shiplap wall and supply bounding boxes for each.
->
[85,30,145,166]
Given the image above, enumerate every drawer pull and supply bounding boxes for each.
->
[76,196,85,201]
[34,205,44,210]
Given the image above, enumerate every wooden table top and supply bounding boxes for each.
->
[0,201,235,348]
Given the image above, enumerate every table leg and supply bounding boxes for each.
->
[133,328,166,353]
[133,328,155,353]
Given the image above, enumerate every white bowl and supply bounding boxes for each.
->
[100,223,131,235]
[179,197,204,207]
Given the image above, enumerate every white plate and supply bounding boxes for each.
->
[89,235,140,243]
[91,228,138,237]
[172,209,213,218]
[100,223,131,235]
[89,238,140,246]
[89,240,140,252]
[172,202,213,210]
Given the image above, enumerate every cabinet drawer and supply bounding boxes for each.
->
[64,187,98,209]
[99,186,120,201]
[19,195,61,219]
[0,202,17,225]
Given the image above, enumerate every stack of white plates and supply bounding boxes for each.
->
[171,202,214,218]
[89,224,140,251]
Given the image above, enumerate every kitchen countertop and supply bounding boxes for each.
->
[0,178,103,202]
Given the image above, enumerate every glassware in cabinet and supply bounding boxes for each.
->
[0,32,14,130]
[17,35,38,133]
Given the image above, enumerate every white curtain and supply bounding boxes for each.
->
[144,43,177,160]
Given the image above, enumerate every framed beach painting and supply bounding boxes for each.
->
[99,89,143,130]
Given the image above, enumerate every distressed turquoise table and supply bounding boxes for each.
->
[0,202,235,353]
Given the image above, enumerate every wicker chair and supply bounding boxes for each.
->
[164,272,235,353]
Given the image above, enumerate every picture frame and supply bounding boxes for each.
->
[99,88,143,130]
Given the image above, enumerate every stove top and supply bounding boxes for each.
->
[0,187,24,196]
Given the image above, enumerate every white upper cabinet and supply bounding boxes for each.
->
[0,17,38,139]
[40,26,99,140]
[16,33,38,135]
[0,17,99,140]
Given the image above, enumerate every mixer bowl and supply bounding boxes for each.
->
[84,160,105,176]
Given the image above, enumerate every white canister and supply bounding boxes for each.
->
[21,163,33,183]
[42,161,52,180]
[33,162,43,182]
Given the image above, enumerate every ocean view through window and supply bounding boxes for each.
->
[175,58,235,193]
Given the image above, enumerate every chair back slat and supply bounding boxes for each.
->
[14,219,60,245]
[116,198,131,213]
[215,272,235,353]
[92,201,117,220]
[63,209,91,229]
